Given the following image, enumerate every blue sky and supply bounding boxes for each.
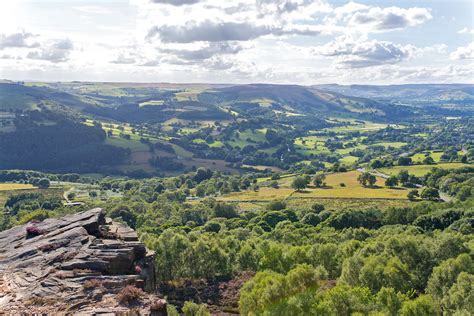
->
[0,0,472,84]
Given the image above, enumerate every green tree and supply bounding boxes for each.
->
[407,189,419,201]
[311,203,325,213]
[420,187,440,201]
[313,174,326,188]
[423,156,435,165]
[37,178,50,189]
[313,284,375,315]
[385,176,399,187]
[239,265,324,316]
[267,200,286,211]
[376,287,408,316]
[400,295,440,316]
[358,172,376,187]
[441,272,474,314]
[398,170,410,186]
[292,176,308,191]
[427,253,473,299]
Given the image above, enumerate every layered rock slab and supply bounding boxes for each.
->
[0,208,163,314]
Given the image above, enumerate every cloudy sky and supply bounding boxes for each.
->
[0,0,472,84]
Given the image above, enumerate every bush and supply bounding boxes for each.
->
[212,203,239,219]
[83,279,103,291]
[204,221,221,233]
[302,213,321,226]
[266,200,286,211]
[311,203,325,213]
[262,211,288,228]
[182,301,211,316]
[116,285,144,305]
[26,225,44,238]
[327,209,382,229]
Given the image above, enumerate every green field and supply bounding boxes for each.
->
[379,163,471,177]
[228,129,267,148]
[373,142,407,149]
[411,151,444,163]
[340,156,359,166]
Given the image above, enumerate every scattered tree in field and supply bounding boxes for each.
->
[358,172,377,187]
[385,176,399,187]
[407,189,419,201]
[292,177,308,191]
[37,178,50,189]
[420,187,440,201]
[398,157,412,166]
[313,174,326,188]
[423,156,435,165]
[398,170,410,186]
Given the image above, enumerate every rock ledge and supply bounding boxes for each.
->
[0,208,165,314]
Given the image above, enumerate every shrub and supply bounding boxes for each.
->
[302,213,321,226]
[204,221,221,233]
[182,301,211,316]
[116,285,144,305]
[83,279,103,291]
[311,203,325,213]
[266,200,286,211]
[26,225,44,238]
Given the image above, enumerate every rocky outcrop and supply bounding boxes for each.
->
[0,208,165,314]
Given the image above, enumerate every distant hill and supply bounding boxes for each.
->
[200,84,412,119]
[0,83,92,111]
[314,84,474,104]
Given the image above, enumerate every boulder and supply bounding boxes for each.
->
[0,208,163,314]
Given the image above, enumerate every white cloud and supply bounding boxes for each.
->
[147,21,323,43]
[346,6,432,31]
[0,31,75,63]
[0,1,469,84]
[458,27,474,35]
[312,36,415,68]
[450,42,474,60]
[0,31,39,49]
[150,0,201,5]
[26,39,74,63]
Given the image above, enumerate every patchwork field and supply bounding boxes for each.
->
[379,162,471,177]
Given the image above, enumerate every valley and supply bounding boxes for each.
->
[0,80,473,315]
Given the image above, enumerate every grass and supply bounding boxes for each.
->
[228,129,267,148]
[105,137,149,151]
[340,156,359,166]
[324,121,389,133]
[336,144,367,155]
[372,142,407,149]
[294,136,331,155]
[379,162,471,177]
[0,183,35,191]
[219,171,410,202]
[411,151,444,163]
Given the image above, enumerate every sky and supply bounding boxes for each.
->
[0,0,472,84]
